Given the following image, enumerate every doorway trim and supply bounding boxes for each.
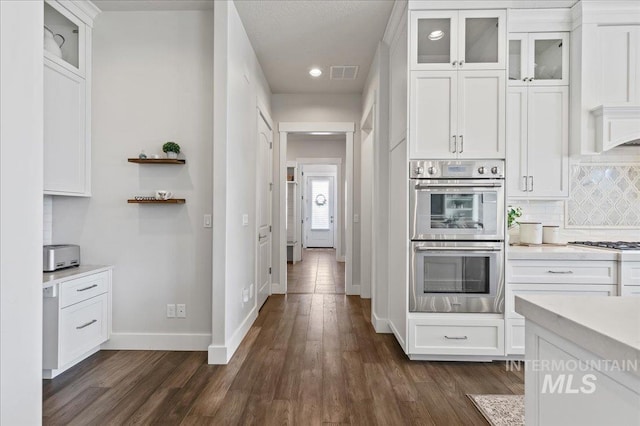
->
[278,122,357,295]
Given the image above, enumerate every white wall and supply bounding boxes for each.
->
[287,136,346,256]
[53,10,214,350]
[210,1,272,363]
[272,94,362,290]
[0,1,43,422]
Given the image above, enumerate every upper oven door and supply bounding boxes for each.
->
[410,179,504,240]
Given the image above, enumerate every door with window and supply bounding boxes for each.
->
[305,176,335,248]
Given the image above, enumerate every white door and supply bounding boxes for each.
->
[410,70,458,159]
[305,176,335,248]
[256,113,272,309]
[457,70,505,159]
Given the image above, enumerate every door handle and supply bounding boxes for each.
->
[415,183,502,189]
[330,216,334,224]
[451,135,457,153]
[528,176,534,192]
[459,135,463,153]
[415,246,502,252]
[522,176,528,192]
[76,319,97,330]
[444,335,468,340]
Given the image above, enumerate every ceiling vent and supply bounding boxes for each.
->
[330,66,359,80]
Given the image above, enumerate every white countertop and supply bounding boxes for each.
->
[508,244,620,261]
[43,265,112,288]
[515,295,640,377]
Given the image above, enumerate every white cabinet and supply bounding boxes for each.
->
[509,33,569,86]
[505,259,617,355]
[43,0,98,196]
[409,315,504,357]
[43,269,112,379]
[507,86,569,198]
[410,70,505,159]
[411,10,506,71]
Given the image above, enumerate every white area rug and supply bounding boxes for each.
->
[467,394,524,426]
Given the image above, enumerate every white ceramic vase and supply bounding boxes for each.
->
[166,152,178,159]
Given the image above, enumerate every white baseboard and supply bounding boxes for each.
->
[371,312,392,333]
[388,320,406,352]
[208,306,258,364]
[347,284,361,296]
[271,281,285,294]
[101,332,211,351]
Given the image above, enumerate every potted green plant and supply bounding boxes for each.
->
[162,141,181,159]
[507,206,523,245]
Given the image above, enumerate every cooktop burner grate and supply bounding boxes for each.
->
[569,241,640,250]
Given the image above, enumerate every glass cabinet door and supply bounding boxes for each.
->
[459,10,506,70]
[412,11,458,70]
[508,35,528,85]
[44,0,85,76]
[530,33,569,85]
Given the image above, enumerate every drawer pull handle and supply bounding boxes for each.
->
[444,335,468,340]
[547,270,574,274]
[76,319,97,330]
[77,284,98,292]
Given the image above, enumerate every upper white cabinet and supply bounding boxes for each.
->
[43,0,98,196]
[509,33,569,86]
[410,70,505,159]
[507,86,569,199]
[411,10,506,71]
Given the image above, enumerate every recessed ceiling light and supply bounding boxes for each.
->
[309,68,322,77]
[428,30,444,41]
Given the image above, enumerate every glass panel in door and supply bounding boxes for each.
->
[533,38,563,81]
[423,255,490,293]
[417,18,453,65]
[464,17,499,64]
[310,179,330,230]
[509,39,523,81]
[44,2,80,69]
[430,193,484,230]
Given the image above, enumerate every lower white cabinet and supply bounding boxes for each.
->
[506,258,618,355]
[43,269,111,378]
[409,315,504,357]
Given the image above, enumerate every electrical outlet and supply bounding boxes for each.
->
[177,304,186,318]
[242,288,249,303]
[203,214,212,228]
[242,214,249,226]
[167,304,176,318]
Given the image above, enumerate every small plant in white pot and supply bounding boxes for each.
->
[507,206,523,245]
[162,142,180,159]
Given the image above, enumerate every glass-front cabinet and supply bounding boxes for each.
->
[44,0,86,77]
[411,10,506,70]
[508,32,569,86]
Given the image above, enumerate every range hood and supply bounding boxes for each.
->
[591,105,640,151]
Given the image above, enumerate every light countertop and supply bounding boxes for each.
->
[508,244,620,261]
[515,295,640,377]
[43,265,112,288]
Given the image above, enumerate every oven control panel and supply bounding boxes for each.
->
[410,160,504,179]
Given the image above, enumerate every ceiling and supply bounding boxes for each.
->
[234,0,394,94]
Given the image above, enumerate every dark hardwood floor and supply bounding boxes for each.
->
[288,248,345,294]
[43,295,523,425]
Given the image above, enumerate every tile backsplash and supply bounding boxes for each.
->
[508,157,640,242]
[44,195,52,245]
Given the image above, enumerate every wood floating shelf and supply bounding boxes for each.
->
[127,199,186,204]
[128,158,185,164]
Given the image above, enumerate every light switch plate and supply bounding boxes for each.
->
[167,304,176,318]
[354,214,360,223]
[242,214,249,226]
[203,214,212,228]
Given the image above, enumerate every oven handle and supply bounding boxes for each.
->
[414,183,503,189]
[414,246,502,252]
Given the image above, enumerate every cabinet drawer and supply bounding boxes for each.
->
[506,284,617,319]
[409,318,504,356]
[509,260,617,284]
[59,271,109,308]
[59,293,108,366]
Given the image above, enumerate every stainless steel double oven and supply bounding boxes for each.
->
[409,160,505,313]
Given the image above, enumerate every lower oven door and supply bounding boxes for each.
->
[410,241,505,313]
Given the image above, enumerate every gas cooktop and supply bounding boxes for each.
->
[569,241,640,251]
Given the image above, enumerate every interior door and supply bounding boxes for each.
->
[256,112,272,309]
[305,176,335,248]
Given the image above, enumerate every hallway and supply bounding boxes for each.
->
[287,249,345,294]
